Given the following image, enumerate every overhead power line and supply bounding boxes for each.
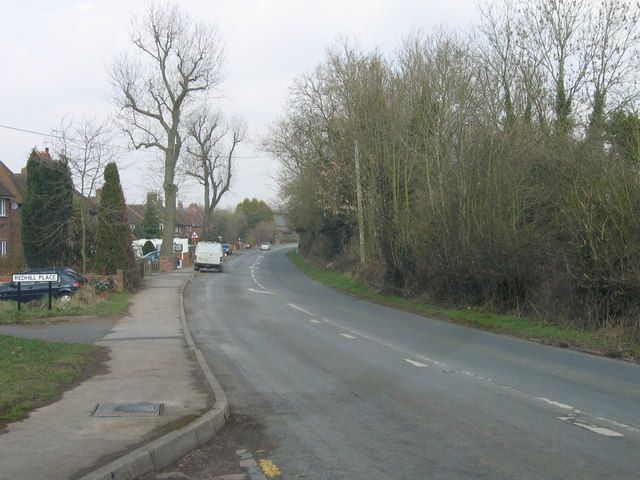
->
[0,122,276,160]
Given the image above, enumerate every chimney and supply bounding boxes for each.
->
[178,201,184,210]
[95,187,102,199]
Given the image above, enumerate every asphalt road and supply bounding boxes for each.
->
[182,246,640,480]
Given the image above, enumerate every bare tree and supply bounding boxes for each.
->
[587,0,640,133]
[520,0,595,135]
[477,0,520,128]
[184,108,246,239]
[52,114,121,272]
[53,114,119,197]
[109,2,225,258]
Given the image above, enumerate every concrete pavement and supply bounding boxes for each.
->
[0,270,228,480]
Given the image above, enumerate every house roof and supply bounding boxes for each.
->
[0,161,26,202]
[125,200,193,227]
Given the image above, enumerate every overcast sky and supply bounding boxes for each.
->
[0,0,479,209]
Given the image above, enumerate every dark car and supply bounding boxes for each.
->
[0,267,85,302]
[142,250,160,263]
[221,243,232,255]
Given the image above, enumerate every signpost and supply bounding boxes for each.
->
[11,273,59,311]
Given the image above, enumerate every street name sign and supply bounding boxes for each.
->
[12,273,59,282]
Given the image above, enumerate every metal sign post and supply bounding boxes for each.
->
[12,273,59,311]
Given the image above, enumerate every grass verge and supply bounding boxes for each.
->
[0,335,105,428]
[0,291,130,325]
[287,250,640,361]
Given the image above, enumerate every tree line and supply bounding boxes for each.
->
[265,0,640,338]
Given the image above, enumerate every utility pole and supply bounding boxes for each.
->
[355,140,366,264]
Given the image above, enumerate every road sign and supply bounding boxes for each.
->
[12,273,59,282]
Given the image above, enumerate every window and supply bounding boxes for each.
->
[0,240,6,257]
[0,198,6,217]
[159,223,164,230]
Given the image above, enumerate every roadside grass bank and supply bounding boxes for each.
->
[0,290,130,325]
[287,250,640,361]
[0,335,105,428]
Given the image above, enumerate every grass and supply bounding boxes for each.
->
[287,250,640,361]
[0,335,103,428]
[0,289,130,325]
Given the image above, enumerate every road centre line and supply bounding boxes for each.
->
[340,333,357,339]
[537,397,583,413]
[595,417,640,434]
[287,303,315,316]
[295,315,638,437]
[557,416,624,437]
[248,288,274,294]
[405,359,429,367]
[309,319,322,324]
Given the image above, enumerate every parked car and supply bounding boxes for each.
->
[27,266,87,285]
[221,243,232,255]
[260,242,271,251]
[194,241,224,272]
[0,267,84,302]
[244,243,252,249]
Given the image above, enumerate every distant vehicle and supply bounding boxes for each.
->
[260,242,271,251]
[142,250,160,264]
[244,243,251,249]
[221,243,232,255]
[0,267,84,302]
[194,241,224,272]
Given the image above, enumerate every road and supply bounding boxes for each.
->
[180,246,640,479]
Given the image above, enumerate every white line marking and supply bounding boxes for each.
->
[340,333,356,339]
[557,417,624,437]
[404,359,429,367]
[248,288,273,294]
[537,397,583,413]
[309,319,322,324]
[595,417,640,434]
[287,303,314,316]
[256,282,268,290]
[415,354,448,367]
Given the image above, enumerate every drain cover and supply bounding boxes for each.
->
[92,402,163,417]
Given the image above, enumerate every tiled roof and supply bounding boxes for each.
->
[0,161,25,202]
[126,201,192,227]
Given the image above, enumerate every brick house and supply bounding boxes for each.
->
[0,161,27,261]
[124,192,203,240]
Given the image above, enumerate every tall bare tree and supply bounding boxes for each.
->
[184,108,246,239]
[109,2,225,258]
[587,0,640,133]
[520,0,595,135]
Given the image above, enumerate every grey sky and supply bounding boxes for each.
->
[0,0,479,208]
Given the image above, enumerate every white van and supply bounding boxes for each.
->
[194,241,224,272]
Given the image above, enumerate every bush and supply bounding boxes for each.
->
[87,277,117,292]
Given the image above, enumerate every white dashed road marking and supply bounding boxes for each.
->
[287,303,314,316]
[309,319,322,324]
[557,417,624,437]
[404,359,429,367]
[248,288,274,294]
[537,397,583,413]
[340,333,356,339]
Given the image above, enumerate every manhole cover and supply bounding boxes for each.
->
[92,402,163,417]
